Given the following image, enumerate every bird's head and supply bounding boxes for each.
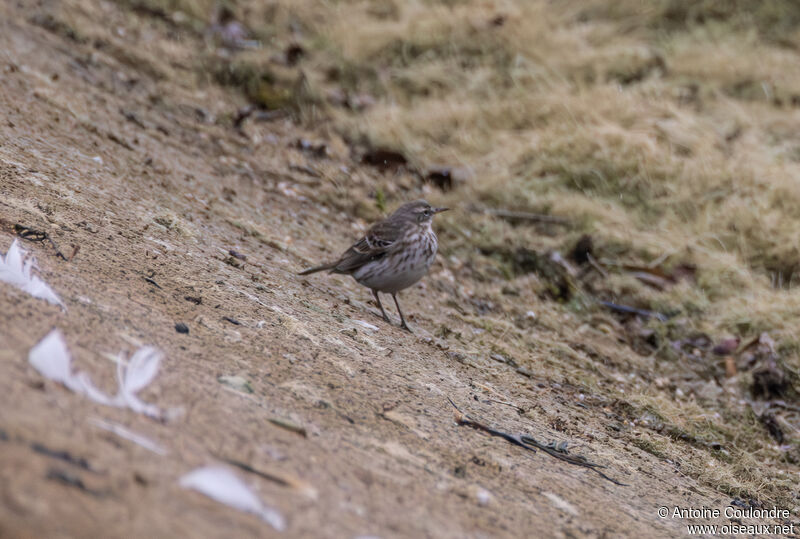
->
[392,200,449,227]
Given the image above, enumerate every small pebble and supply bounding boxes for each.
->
[175,322,189,334]
[476,487,492,507]
[228,249,247,261]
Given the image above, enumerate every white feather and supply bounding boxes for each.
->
[28,329,165,419]
[28,329,83,393]
[117,347,163,419]
[0,239,65,309]
[121,347,162,394]
[180,466,286,531]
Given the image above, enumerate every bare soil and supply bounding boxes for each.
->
[0,2,791,538]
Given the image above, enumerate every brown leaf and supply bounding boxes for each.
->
[285,43,305,66]
[362,148,407,170]
[426,167,453,191]
[570,235,593,265]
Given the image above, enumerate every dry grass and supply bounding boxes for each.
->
[115,0,800,506]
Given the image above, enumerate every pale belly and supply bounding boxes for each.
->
[352,238,437,294]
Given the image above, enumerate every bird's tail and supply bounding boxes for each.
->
[297,262,337,276]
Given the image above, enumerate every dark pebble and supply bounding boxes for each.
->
[175,322,189,334]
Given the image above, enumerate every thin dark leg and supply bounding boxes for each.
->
[372,289,391,323]
[391,293,412,332]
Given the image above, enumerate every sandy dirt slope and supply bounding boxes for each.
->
[0,2,769,537]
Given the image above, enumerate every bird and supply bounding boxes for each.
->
[298,200,448,332]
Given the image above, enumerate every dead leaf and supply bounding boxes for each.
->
[570,235,593,265]
[285,43,305,66]
[362,148,407,170]
[426,167,453,191]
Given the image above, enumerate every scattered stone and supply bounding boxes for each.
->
[175,322,189,334]
[228,249,247,261]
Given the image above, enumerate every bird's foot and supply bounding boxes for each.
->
[400,320,413,333]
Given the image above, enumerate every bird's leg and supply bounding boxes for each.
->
[391,293,412,333]
[372,289,391,323]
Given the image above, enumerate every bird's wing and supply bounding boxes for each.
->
[332,218,404,274]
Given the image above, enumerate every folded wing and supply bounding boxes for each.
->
[332,219,404,274]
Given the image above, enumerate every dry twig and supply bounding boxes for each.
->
[14,224,76,261]
[448,398,627,486]
[586,253,608,278]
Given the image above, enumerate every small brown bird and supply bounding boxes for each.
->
[299,200,448,332]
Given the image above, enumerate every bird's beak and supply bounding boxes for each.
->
[433,207,450,214]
